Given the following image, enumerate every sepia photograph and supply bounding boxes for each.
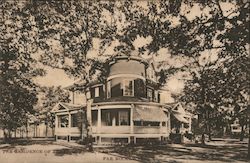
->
[0,0,249,163]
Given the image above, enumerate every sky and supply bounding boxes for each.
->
[32,1,237,103]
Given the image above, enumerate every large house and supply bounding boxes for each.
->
[51,54,191,144]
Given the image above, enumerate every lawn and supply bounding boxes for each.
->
[97,138,249,163]
[0,138,249,163]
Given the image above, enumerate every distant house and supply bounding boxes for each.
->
[231,118,249,136]
[51,54,192,144]
[170,103,193,134]
[231,118,242,134]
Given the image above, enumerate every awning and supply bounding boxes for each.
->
[173,112,189,123]
[133,106,167,122]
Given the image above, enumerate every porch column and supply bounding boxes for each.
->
[159,120,162,134]
[97,107,101,133]
[55,115,58,129]
[168,112,171,133]
[68,113,71,141]
[130,104,134,134]
[55,115,58,141]
[68,113,71,128]
[159,107,163,134]
[181,123,184,133]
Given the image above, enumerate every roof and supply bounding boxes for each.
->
[51,102,86,113]
[172,103,186,114]
[108,54,149,66]
[172,112,189,123]
[95,96,150,103]
[171,103,191,123]
[64,79,102,90]
[133,106,166,122]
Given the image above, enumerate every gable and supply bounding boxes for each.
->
[51,102,86,113]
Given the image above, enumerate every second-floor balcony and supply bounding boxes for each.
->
[89,77,160,103]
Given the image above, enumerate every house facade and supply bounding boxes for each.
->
[52,55,189,144]
[170,103,193,134]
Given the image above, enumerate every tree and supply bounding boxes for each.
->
[26,0,112,150]
[98,0,249,156]
[0,0,45,141]
[38,86,70,137]
[233,104,248,141]
[8,0,248,156]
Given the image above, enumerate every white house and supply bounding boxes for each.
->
[52,54,191,144]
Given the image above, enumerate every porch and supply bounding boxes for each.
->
[54,103,171,143]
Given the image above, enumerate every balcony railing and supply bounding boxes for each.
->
[93,126,167,134]
[134,126,161,134]
[56,126,168,136]
[99,126,131,134]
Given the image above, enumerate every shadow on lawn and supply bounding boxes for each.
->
[97,142,249,163]
[0,139,89,156]
[0,139,54,150]
[53,146,88,156]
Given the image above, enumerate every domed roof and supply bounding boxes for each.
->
[107,53,149,66]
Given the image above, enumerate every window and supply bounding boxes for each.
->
[95,87,99,97]
[162,122,166,126]
[147,68,155,80]
[134,121,143,126]
[147,88,153,101]
[134,79,146,98]
[144,121,160,126]
[71,114,78,127]
[154,91,158,102]
[232,126,238,130]
[134,121,160,126]
[102,110,112,126]
[101,109,130,126]
[58,115,69,128]
[107,81,111,98]
[92,110,98,126]
[151,70,154,79]
[123,80,134,96]
[119,111,129,126]
[105,112,112,126]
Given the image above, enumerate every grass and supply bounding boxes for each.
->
[0,138,249,163]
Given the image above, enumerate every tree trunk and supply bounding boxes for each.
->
[33,124,35,137]
[52,126,55,137]
[35,124,37,137]
[80,115,83,140]
[8,130,12,141]
[45,120,48,138]
[208,124,212,141]
[26,122,29,138]
[201,133,205,145]
[86,98,93,152]
[248,118,250,159]
[240,125,244,141]
[3,129,8,142]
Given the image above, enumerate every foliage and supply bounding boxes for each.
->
[0,0,249,153]
[28,0,110,81]
[0,0,45,137]
[37,86,70,129]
